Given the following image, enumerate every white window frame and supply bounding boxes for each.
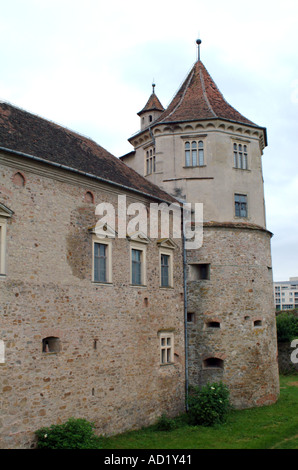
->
[184,138,205,167]
[129,239,148,286]
[159,332,174,365]
[0,203,13,276]
[92,236,113,284]
[233,141,248,170]
[145,146,156,175]
[159,247,174,288]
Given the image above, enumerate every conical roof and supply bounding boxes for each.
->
[155,59,257,127]
[137,90,164,116]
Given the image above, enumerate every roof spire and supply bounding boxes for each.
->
[196,38,202,61]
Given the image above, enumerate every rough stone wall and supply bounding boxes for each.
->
[186,225,279,409]
[0,158,185,448]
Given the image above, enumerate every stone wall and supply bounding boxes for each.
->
[186,224,280,409]
[0,155,185,448]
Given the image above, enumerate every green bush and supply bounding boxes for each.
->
[155,413,177,431]
[187,382,230,427]
[276,312,298,342]
[35,417,101,449]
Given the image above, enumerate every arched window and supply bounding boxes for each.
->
[185,141,204,167]
[198,141,204,166]
[12,171,25,187]
[42,337,61,353]
[233,143,248,169]
[145,147,156,175]
[185,142,190,166]
[84,191,94,203]
[191,141,197,166]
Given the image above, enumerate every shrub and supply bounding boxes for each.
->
[276,312,298,342]
[187,381,230,427]
[155,414,177,431]
[35,417,101,449]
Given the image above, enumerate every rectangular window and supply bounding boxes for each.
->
[0,218,10,275]
[145,147,156,175]
[233,143,248,170]
[235,194,248,218]
[131,248,142,285]
[92,237,112,284]
[160,333,174,364]
[161,254,170,287]
[185,140,204,167]
[94,243,107,282]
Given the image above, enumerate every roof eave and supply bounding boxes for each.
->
[129,117,268,147]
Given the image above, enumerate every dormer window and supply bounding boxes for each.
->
[185,141,204,167]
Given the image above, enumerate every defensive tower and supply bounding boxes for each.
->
[121,40,279,408]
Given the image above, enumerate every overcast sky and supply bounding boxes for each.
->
[0,0,297,281]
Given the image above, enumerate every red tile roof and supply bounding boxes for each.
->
[0,102,176,203]
[138,92,164,116]
[155,60,259,127]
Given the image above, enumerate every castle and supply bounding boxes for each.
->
[0,41,279,448]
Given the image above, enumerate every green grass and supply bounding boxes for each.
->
[100,375,298,449]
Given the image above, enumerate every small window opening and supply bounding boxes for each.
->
[12,171,25,187]
[187,312,195,323]
[188,263,210,280]
[42,337,60,353]
[84,191,94,203]
[206,321,220,328]
[203,357,224,369]
[254,320,262,327]
[93,339,98,350]
[144,297,149,307]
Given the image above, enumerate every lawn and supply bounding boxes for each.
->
[100,375,298,449]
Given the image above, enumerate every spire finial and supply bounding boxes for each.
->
[152,81,156,94]
[196,38,202,61]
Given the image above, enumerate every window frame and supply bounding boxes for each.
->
[234,193,248,218]
[233,142,248,170]
[0,203,13,276]
[159,332,174,365]
[92,236,113,284]
[130,240,147,286]
[145,146,156,175]
[159,248,174,288]
[184,139,205,168]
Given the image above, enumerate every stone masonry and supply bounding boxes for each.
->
[0,155,185,448]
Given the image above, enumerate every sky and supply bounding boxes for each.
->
[0,0,297,282]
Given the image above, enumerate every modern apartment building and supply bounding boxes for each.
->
[274,277,298,311]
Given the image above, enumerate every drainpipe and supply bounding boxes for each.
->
[182,226,189,412]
